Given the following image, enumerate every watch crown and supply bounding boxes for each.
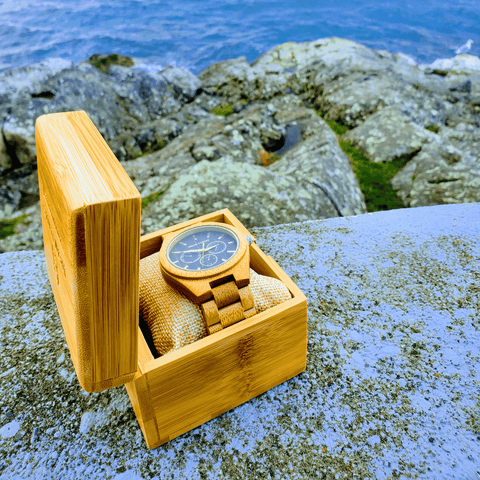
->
[246,235,254,245]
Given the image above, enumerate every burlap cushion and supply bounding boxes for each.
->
[139,252,292,356]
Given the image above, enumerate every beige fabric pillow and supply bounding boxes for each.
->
[139,252,292,356]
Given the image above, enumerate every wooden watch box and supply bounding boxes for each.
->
[36,111,307,449]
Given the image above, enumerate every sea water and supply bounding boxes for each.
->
[0,0,478,73]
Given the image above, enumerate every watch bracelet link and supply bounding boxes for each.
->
[200,280,257,335]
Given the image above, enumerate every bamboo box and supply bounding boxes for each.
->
[36,111,308,449]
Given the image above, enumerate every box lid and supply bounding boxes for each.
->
[36,111,141,392]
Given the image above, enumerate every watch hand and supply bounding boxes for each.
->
[183,245,217,254]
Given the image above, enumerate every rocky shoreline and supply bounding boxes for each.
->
[1,37,480,252]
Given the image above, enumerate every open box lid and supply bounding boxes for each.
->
[36,111,141,392]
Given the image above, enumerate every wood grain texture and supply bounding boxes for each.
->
[128,210,308,449]
[125,372,160,449]
[36,111,141,392]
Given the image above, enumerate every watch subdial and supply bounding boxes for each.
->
[200,254,218,267]
[180,252,201,264]
[206,240,226,254]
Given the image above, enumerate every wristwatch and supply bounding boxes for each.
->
[159,222,257,335]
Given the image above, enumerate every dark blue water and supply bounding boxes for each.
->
[0,0,478,74]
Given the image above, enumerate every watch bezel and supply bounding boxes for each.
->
[166,224,240,272]
[159,222,248,280]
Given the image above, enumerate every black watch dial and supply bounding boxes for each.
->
[166,225,239,271]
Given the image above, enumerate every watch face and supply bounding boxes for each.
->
[166,225,239,271]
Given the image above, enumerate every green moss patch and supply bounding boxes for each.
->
[211,104,234,116]
[319,113,407,212]
[88,53,134,74]
[426,125,440,134]
[0,214,29,239]
[141,191,164,209]
[131,139,168,160]
[323,118,349,136]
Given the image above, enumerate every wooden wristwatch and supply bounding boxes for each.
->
[159,222,257,335]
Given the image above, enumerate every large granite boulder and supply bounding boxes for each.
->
[399,157,480,207]
[141,157,339,232]
[439,122,480,161]
[198,37,392,102]
[1,204,479,479]
[342,106,436,163]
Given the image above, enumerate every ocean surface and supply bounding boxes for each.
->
[0,0,479,74]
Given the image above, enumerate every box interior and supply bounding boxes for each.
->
[137,211,299,365]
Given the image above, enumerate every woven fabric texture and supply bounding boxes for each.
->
[139,252,292,356]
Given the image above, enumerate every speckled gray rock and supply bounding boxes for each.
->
[122,150,197,199]
[196,36,480,221]
[0,169,39,222]
[342,106,435,163]
[0,57,73,103]
[198,37,479,131]
[146,97,291,168]
[1,203,479,479]
[425,53,480,76]
[139,94,365,232]
[439,123,480,162]
[0,202,43,252]
[110,102,216,161]
[391,139,480,207]
[0,59,201,168]
[141,157,339,233]
[407,159,480,207]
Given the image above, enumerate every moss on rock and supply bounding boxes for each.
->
[88,53,134,74]
[319,113,406,212]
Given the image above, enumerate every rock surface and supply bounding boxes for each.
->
[0,58,201,168]
[1,203,479,479]
[1,37,480,251]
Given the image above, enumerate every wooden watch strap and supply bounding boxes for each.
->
[200,281,256,335]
